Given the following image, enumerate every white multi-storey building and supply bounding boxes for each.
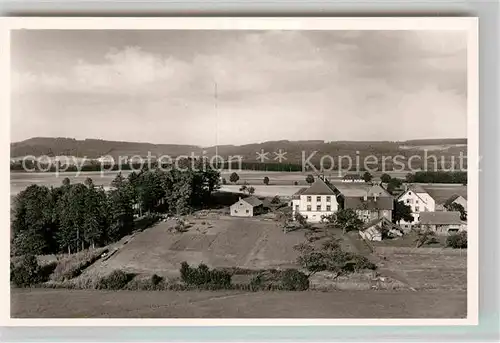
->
[291,178,338,223]
[397,185,436,230]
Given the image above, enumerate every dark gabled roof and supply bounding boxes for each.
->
[420,211,461,225]
[241,196,263,207]
[302,178,336,195]
[333,184,392,198]
[292,187,308,199]
[260,198,272,208]
[343,173,363,180]
[425,187,467,205]
[344,196,394,210]
[367,184,392,197]
[443,194,466,207]
[408,184,427,193]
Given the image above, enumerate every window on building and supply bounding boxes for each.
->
[415,206,420,212]
[295,205,299,211]
[246,210,249,214]
[307,196,311,202]
[416,200,419,204]
[316,196,321,202]
[307,205,311,211]
[316,205,321,211]
[326,205,331,211]
[326,196,331,202]
[234,210,238,213]
[406,199,410,204]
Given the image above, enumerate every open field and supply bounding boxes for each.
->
[370,231,448,248]
[10,171,467,200]
[219,185,305,197]
[79,217,308,279]
[11,288,466,318]
[373,247,467,291]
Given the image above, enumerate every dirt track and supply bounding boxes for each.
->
[11,288,467,318]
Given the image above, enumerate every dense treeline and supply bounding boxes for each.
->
[10,161,305,173]
[11,163,220,256]
[10,161,147,172]
[10,160,468,174]
[405,171,467,184]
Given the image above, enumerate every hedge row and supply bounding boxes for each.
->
[12,257,311,292]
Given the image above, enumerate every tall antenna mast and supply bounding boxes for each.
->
[214,81,219,158]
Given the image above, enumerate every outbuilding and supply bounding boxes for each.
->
[230,196,264,217]
[419,211,462,235]
[359,217,403,241]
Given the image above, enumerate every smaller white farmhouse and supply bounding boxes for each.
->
[291,177,338,223]
[230,196,264,217]
[397,184,436,230]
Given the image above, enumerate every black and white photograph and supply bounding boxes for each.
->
[2,17,478,323]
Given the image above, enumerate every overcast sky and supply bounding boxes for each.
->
[11,30,467,146]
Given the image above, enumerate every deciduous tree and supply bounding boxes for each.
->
[362,171,373,183]
[334,209,364,234]
[380,173,392,183]
[229,172,240,184]
[392,200,413,224]
[446,202,467,221]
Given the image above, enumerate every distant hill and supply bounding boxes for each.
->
[10,137,199,160]
[11,137,467,166]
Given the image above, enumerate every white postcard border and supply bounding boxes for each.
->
[0,16,479,327]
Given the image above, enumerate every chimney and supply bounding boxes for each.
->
[363,193,368,201]
[373,193,378,202]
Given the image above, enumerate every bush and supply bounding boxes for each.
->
[171,219,189,233]
[271,196,281,204]
[343,254,377,273]
[249,274,264,289]
[180,262,231,288]
[51,248,107,282]
[126,274,166,290]
[151,274,163,286]
[10,254,44,287]
[279,269,309,291]
[295,238,377,277]
[41,261,58,276]
[446,231,467,249]
[97,270,134,290]
[246,269,309,291]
